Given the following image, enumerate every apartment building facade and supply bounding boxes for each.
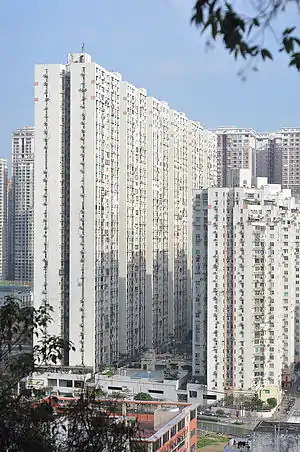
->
[255,132,282,185]
[193,176,299,393]
[0,159,8,280]
[216,127,255,187]
[11,127,34,283]
[7,179,13,279]
[256,128,300,200]
[34,52,217,369]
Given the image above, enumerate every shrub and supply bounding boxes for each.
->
[267,397,277,409]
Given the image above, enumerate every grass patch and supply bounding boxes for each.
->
[197,432,229,448]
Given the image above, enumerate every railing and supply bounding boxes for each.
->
[198,420,253,436]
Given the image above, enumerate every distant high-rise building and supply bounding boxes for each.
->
[256,128,300,199]
[7,180,13,279]
[0,159,8,280]
[280,128,300,198]
[12,127,34,283]
[216,127,255,187]
[34,52,217,369]
[193,176,299,392]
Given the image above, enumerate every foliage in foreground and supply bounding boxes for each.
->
[0,297,146,451]
[191,0,300,74]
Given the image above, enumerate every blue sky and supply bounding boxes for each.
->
[1,0,299,162]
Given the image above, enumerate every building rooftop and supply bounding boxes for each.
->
[38,396,198,444]
[130,371,165,380]
[0,280,31,289]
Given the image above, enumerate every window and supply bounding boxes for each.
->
[203,394,217,400]
[108,386,122,391]
[48,379,57,386]
[148,389,164,394]
[171,425,177,437]
[178,419,185,431]
[59,379,72,388]
[190,428,196,437]
[163,432,169,444]
[190,409,196,420]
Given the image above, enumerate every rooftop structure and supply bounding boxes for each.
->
[38,396,198,452]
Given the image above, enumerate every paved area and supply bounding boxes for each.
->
[198,444,228,452]
[272,375,300,421]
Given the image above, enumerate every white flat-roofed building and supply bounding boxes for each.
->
[193,174,300,392]
[34,52,217,370]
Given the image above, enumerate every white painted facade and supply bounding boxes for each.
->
[0,159,8,280]
[34,52,217,370]
[12,127,34,283]
[193,177,299,393]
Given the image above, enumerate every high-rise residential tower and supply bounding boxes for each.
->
[11,127,34,283]
[0,159,8,280]
[256,132,284,189]
[256,128,300,200]
[280,128,300,198]
[7,179,13,280]
[193,175,299,392]
[34,52,217,369]
[216,127,255,187]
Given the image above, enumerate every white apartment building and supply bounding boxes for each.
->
[0,159,8,280]
[12,127,34,283]
[193,175,300,393]
[216,127,255,187]
[34,52,217,369]
[7,180,13,279]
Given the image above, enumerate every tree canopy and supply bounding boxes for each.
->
[191,0,300,73]
[0,297,145,451]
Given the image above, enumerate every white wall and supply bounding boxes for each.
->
[34,64,65,341]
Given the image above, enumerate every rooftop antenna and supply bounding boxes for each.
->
[81,42,85,53]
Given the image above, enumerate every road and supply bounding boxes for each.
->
[272,375,300,421]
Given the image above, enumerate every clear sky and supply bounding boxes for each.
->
[1,0,299,162]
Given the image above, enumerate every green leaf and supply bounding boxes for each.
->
[289,53,300,70]
[261,48,273,60]
[282,36,294,53]
[293,37,300,47]
[283,27,296,35]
